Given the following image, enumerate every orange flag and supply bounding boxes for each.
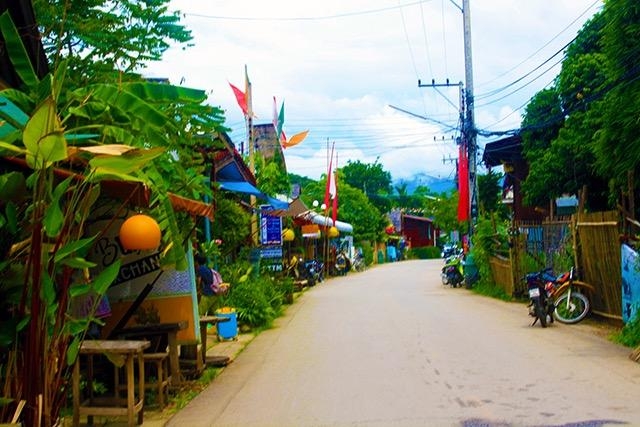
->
[282,130,309,149]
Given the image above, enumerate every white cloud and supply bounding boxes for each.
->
[145,0,602,181]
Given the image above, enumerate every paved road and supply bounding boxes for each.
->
[167,259,640,427]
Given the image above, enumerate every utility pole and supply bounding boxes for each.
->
[417,0,476,242]
[462,0,477,236]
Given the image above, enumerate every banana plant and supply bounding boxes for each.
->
[0,11,224,426]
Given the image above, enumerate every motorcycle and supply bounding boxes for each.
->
[335,251,350,276]
[525,270,556,327]
[525,266,593,327]
[352,250,365,272]
[304,259,324,284]
[441,252,464,287]
[287,255,315,288]
[541,266,592,324]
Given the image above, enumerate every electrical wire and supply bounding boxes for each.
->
[476,0,602,91]
[184,1,436,22]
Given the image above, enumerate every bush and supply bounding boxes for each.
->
[408,246,441,259]
[613,315,640,348]
[215,261,290,330]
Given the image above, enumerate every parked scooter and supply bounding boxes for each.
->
[287,255,315,287]
[524,266,592,327]
[441,251,465,287]
[304,259,324,284]
[335,251,351,276]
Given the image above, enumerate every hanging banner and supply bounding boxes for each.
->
[621,244,640,324]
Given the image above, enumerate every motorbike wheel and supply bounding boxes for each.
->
[533,299,547,327]
[554,291,590,324]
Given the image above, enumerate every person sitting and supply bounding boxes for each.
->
[195,255,229,315]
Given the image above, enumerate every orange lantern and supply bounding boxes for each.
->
[282,228,295,242]
[118,214,161,250]
[327,226,339,238]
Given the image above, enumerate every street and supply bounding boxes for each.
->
[168,259,640,427]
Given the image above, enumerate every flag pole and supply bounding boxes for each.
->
[246,65,258,246]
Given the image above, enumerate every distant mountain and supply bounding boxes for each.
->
[393,173,456,195]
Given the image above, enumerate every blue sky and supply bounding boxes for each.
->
[144,0,602,182]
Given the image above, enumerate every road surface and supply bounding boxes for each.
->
[168,259,640,427]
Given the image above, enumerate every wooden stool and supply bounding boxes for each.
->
[143,352,171,409]
[115,351,171,409]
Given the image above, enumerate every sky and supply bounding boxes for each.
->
[144,0,603,183]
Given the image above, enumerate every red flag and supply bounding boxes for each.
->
[332,166,338,224]
[323,142,335,211]
[229,82,248,116]
[457,142,469,222]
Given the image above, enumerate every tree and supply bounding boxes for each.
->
[595,0,640,212]
[254,149,291,197]
[477,170,507,218]
[300,172,386,243]
[520,87,565,207]
[341,159,392,214]
[34,0,192,78]
[423,191,459,240]
[520,10,610,211]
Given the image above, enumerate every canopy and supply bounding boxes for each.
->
[297,211,353,233]
[267,198,309,217]
[218,181,288,209]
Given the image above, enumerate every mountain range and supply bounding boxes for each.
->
[392,173,456,195]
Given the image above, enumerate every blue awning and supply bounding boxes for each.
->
[218,181,288,209]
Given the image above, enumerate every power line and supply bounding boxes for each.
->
[183,1,436,22]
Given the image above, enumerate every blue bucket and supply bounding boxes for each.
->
[215,309,238,340]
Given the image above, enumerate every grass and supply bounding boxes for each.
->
[471,281,513,302]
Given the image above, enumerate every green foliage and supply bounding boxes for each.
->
[341,159,392,214]
[408,246,441,259]
[358,241,375,266]
[477,170,507,219]
[469,216,510,290]
[613,315,640,348]
[423,191,461,238]
[0,10,220,425]
[254,151,291,197]
[301,174,387,243]
[34,0,193,76]
[288,173,316,189]
[209,194,251,260]
[471,281,512,302]
[216,262,290,330]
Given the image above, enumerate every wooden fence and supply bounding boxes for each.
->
[488,255,513,296]
[574,211,622,319]
[489,211,623,320]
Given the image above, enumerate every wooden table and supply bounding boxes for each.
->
[116,321,188,384]
[72,339,150,427]
[199,316,231,367]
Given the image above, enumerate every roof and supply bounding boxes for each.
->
[482,135,523,167]
[402,214,433,223]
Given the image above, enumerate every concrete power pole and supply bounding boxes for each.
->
[462,0,477,236]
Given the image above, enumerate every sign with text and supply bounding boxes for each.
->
[260,204,282,246]
[260,245,284,272]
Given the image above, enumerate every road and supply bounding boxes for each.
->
[168,259,640,427]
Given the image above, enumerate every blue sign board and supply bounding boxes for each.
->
[260,205,282,246]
